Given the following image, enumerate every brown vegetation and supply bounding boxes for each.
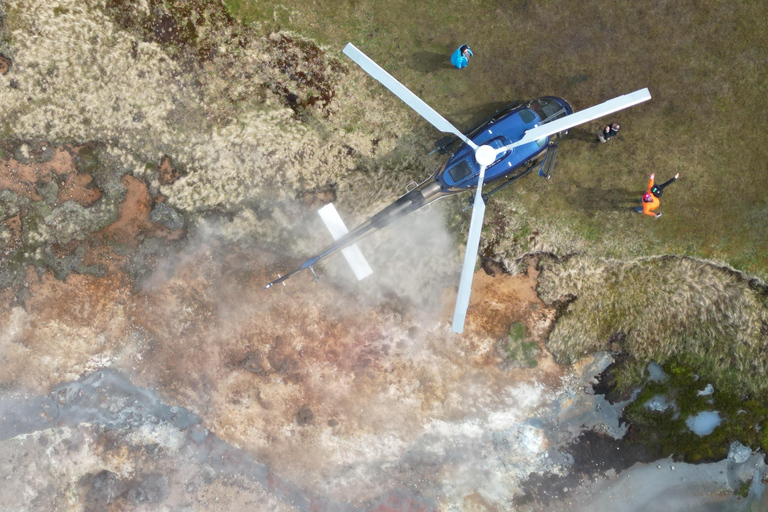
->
[537,254,768,394]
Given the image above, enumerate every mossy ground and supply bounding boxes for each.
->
[501,321,539,368]
[622,360,768,463]
[537,254,768,396]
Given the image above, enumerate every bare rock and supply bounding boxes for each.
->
[36,180,59,205]
[267,335,299,375]
[0,189,21,220]
[157,155,182,185]
[482,258,505,276]
[242,352,268,376]
[86,470,127,505]
[126,473,170,504]
[296,405,313,426]
[0,54,11,75]
[150,202,184,230]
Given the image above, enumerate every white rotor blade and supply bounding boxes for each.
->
[344,43,477,150]
[499,88,651,153]
[451,164,489,334]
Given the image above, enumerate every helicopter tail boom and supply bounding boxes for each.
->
[265,184,440,289]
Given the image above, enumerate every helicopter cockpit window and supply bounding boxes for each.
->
[518,109,536,124]
[528,99,544,116]
[530,98,566,123]
[447,160,474,183]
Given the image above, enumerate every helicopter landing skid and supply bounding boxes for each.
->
[537,142,559,179]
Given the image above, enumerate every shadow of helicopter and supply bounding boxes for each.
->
[567,127,600,144]
[448,101,518,129]
[409,51,456,73]
[561,185,645,215]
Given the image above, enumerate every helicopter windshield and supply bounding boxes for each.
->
[528,98,567,123]
[519,109,536,124]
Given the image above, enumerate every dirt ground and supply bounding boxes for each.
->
[0,143,575,509]
[1,140,762,511]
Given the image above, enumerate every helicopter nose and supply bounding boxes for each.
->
[474,145,497,166]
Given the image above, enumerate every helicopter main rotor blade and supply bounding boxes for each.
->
[344,43,477,150]
[498,88,652,153]
[451,163,489,334]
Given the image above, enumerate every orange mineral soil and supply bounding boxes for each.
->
[0,144,567,510]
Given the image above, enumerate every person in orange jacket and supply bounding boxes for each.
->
[634,173,679,218]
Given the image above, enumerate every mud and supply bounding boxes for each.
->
[0,140,189,289]
[100,174,182,246]
[514,430,663,508]
[1,214,763,509]
[0,144,90,204]
[0,207,596,509]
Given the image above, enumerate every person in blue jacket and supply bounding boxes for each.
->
[451,45,473,69]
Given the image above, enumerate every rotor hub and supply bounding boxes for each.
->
[474,145,497,167]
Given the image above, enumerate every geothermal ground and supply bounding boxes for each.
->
[1,141,763,512]
[1,0,767,511]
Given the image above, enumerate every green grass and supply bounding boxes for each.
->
[509,321,527,342]
[502,321,539,368]
[224,0,768,279]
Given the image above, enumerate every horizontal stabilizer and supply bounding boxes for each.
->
[317,203,373,281]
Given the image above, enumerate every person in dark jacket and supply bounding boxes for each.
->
[597,122,621,142]
[451,45,473,69]
[650,173,679,197]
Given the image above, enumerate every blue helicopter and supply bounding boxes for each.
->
[266,43,651,333]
